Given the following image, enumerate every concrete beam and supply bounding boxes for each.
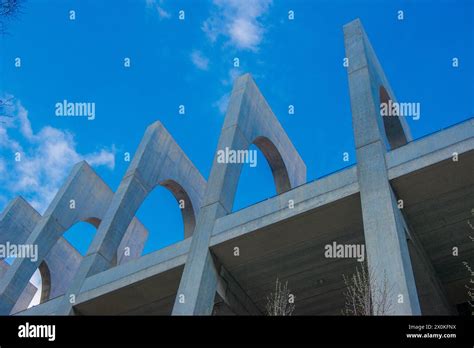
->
[387,118,474,180]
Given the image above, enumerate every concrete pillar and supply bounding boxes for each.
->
[343,19,421,314]
[172,74,306,315]
[55,121,206,315]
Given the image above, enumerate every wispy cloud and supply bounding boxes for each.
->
[0,96,115,214]
[202,0,272,51]
[190,50,210,71]
[213,93,230,115]
[146,0,171,19]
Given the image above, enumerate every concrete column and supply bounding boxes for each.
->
[343,19,421,314]
[172,74,306,315]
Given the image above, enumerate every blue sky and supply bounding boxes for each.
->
[0,0,473,260]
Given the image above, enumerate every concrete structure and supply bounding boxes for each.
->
[0,19,473,316]
[0,164,149,314]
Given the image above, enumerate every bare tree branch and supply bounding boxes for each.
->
[0,0,25,35]
[265,278,295,316]
[342,261,394,316]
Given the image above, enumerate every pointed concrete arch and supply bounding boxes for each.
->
[0,197,81,313]
[204,74,306,214]
[343,18,412,151]
[0,163,149,315]
[173,73,306,315]
[160,179,197,238]
[83,120,205,269]
[55,121,206,314]
[252,136,291,194]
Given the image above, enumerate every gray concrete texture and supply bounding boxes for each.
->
[1,19,473,316]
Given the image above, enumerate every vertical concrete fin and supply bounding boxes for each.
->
[173,73,306,315]
[343,18,412,150]
[344,19,421,315]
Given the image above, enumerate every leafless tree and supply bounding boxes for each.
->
[0,0,25,35]
[265,278,295,316]
[342,261,393,315]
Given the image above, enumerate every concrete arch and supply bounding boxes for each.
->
[53,121,207,314]
[173,73,306,315]
[0,163,149,315]
[38,261,51,303]
[379,86,409,149]
[82,121,206,271]
[0,197,86,313]
[160,179,196,238]
[343,18,412,151]
[204,74,306,214]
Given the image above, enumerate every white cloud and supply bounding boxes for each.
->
[222,68,241,86]
[190,50,210,70]
[213,93,230,115]
[0,97,115,214]
[202,0,272,51]
[146,0,171,19]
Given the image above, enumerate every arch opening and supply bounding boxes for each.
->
[233,144,278,212]
[159,179,196,239]
[63,219,100,256]
[135,180,195,256]
[379,86,408,149]
[38,261,51,304]
[253,136,291,194]
[26,262,50,308]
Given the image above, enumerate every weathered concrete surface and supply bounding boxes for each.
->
[391,149,474,310]
[0,261,37,314]
[0,197,82,313]
[172,73,306,315]
[12,134,474,315]
[55,121,207,315]
[0,163,150,315]
[4,18,473,316]
[387,119,474,179]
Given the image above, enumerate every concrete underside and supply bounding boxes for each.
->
[392,150,474,309]
[63,152,473,316]
[14,118,473,316]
